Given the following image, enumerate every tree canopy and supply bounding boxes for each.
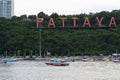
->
[1,10,120,57]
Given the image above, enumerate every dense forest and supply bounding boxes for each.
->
[0,10,120,57]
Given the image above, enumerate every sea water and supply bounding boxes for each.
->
[0,61,120,80]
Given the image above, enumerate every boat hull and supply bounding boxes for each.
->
[2,59,16,63]
[45,62,69,66]
[113,60,120,63]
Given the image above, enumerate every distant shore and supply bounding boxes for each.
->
[0,55,112,62]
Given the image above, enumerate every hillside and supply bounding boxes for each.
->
[0,10,120,56]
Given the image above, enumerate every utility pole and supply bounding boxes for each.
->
[37,17,43,58]
[39,26,42,58]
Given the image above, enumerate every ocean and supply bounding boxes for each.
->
[0,61,120,80]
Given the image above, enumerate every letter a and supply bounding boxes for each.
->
[83,17,91,27]
[109,17,117,27]
[48,18,56,28]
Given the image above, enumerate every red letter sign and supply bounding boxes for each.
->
[109,17,117,27]
[72,17,78,27]
[48,18,56,28]
[60,18,67,27]
[83,17,91,27]
[96,17,104,27]
[36,18,44,28]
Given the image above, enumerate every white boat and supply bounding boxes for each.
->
[45,58,69,66]
[112,53,120,63]
[1,58,18,63]
[64,57,75,62]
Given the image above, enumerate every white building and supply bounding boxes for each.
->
[0,0,14,18]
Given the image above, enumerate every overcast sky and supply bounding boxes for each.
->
[14,0,120,16]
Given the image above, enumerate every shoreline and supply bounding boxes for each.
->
[0,56,112,62]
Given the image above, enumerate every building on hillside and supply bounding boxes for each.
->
[0,0,14,18]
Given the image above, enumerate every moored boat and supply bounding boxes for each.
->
[24,57,36,60]
[2,58,17,63]
[45,59,69,66]
[112,53,120,63]
[45,62,69,66]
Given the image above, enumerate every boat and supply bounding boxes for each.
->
[45,59,69,66]
[24,57,36,60]
[112,53,120,63]
[64,57,75,62]
[2,58,17,63]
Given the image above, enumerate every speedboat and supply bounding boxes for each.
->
[112,53,120,63]
[45,62,69,66]
[45,59,69,66]
[2,58,17,63]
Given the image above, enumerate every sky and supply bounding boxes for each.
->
[14,0,120,16]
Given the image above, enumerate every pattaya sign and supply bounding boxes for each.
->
[36,17,117,28]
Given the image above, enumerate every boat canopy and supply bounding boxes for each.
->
[112,53,120,56]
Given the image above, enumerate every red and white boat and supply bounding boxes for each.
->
[45,59,69,66]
